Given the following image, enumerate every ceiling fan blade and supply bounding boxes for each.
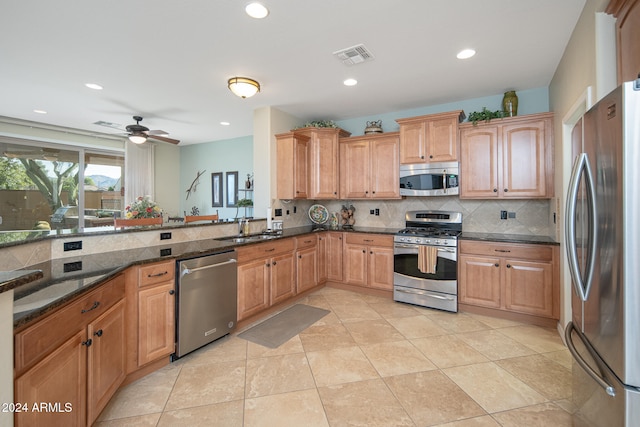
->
[146,129,169,136]
[148,134,180,145]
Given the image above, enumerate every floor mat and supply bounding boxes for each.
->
[238,304,330,348]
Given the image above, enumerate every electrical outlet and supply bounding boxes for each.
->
[500,210,508,220]
[286,209,290,215]
[293,206,297,213]
[508,212,516,219]
[275,208,282,217]
[370,209,375,215]
[375,208,380,216]
[160,232,172,240]
[64,241,83,251]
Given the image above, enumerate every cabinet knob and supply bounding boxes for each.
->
[429,155,433,159]
[273,261,277,266]
[507,264,511,268]
[266,263,271,267]
[504,189,509,192]
[169,289,175,295]
[81,339,92,347]
[420,155,425,159]
[495,263,499,267]
[94,329,103,337]
[493,188,498,192]
[362,250,366,253]
[370,251,373,254]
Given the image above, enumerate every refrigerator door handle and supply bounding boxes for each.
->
[565,321,616,397]
[565,153,598,301]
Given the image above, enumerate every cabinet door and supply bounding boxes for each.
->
[340,140,370,198]
[343,243,368,286]
[501,121,547,198]
[138,282,175,366]
[367,246,394,290]
[460,126,500,198]
[370,136,400,199]
[458,254,502,308]
[399,121,426,164]
[15,331,87,427]
[427,116,458,162]
[326,232,344,281]
[271,252,296,305]
[294,136,309,198]
[295,247,318,294]
[317,234,327,283]
[504,259,554,317]
[237,259,270,320]
[309,131,339,199]
[87,299,126,425]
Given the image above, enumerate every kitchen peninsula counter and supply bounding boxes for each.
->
[10,225,398,329]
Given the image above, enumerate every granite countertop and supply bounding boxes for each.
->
[0,270,44,295]
[10,225,398,328]
[460,232,559,245]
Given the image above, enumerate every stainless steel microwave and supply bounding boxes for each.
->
[399,162,459,196]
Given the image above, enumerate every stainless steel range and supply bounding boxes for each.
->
[393,210,461,312]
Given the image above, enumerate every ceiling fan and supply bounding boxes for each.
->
[125,116,180,145]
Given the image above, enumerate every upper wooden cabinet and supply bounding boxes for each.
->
[606,0,640,84]
[339,133,400,199]
[276,132,310,199]
[396,110,465,164]
[293,127,351,199]
[276,127,351,200]
[459,113,554,199]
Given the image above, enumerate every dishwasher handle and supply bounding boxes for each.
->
[181,258,237,278]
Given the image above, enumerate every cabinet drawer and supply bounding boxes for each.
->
[296,234,318,249]
[139,260,175,287]
[237,238,295,263]
[15,274,125,374]
[459,240,553,261]
[344,233,393,247]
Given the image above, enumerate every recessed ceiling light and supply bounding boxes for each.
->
[245,2,269,19]
[85,83,103,90]
[456,49,476,60]
[220,121,230,126]
[343,78,358,86]
[33,109,47,114]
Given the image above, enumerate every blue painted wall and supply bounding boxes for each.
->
[335,87,549,136]
[179,135,253,220]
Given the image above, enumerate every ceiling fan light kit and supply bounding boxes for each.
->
[124,115,180,145]
[128,133,147,144]
[228,77,260,98]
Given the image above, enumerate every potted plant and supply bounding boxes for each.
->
[467,107,506,126]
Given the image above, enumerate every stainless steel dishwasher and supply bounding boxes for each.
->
[175,250,237,358]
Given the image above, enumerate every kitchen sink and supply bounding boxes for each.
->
[216,234,280,243]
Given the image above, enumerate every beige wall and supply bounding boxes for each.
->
[548,0,616,328]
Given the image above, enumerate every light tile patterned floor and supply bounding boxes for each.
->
[95,287,573,427]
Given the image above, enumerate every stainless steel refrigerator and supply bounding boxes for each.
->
[565,80,640,426]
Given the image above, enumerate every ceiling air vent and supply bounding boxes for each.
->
[333,44,375,66]
[93,120,123,130]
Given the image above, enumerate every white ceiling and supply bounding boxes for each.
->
[0,0,586,145]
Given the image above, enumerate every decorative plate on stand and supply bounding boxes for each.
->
[308,204,329,225]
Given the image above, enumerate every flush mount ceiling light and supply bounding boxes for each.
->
[228,77,261,98]
[343,78,358,86]
[456,49,476,59]
[33,109,47,114]
[245,2,269,19]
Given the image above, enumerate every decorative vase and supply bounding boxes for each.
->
[502,91,518,117]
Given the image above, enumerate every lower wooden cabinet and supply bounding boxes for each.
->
[296,235,318,294]
[137,282,175,366]
[343,233,394,291]
[237,239,296,321]
[325,232,344,282]
[14,275,126,427]
[458,240,559,323]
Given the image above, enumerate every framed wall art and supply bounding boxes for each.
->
[226,171,238,207]
[211,172,223,207]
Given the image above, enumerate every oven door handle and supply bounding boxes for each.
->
[395,288,456,301]
[394,244,456,253]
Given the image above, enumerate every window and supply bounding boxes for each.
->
[0,139,124,231]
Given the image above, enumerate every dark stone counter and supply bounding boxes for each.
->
[460,232,559,246]
[0,270,44,295]
[11,226,399,328]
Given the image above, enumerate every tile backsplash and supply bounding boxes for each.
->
[306,197,555,238]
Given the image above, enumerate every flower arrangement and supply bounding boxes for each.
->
[125,196,162,219]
